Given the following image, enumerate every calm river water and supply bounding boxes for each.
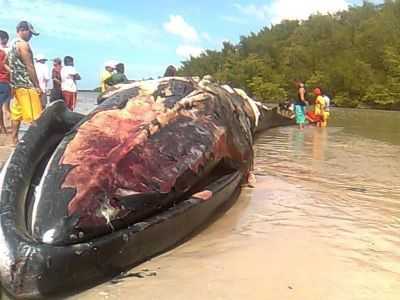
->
[1,94,400,299]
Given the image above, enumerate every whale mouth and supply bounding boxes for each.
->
[24,137,238,245]
[26,161,235,237]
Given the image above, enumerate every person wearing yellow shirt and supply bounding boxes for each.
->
[313,88,326,127]
[100,61,116,93]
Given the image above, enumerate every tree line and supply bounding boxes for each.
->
[177,1,400,109]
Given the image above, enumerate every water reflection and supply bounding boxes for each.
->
[311,128,327,161]
[255,122,400,282]
[289,129,305,158]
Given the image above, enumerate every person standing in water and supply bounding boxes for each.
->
[322,92,331,127]
[61,56,81,111]
[0,30,11,133]
[294,81,307,130]
[313,88,326,127]
[8,21,43,144]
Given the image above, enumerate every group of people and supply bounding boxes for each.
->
[36,55,81,110]
[293,81,330,130]
[99,63,177,94]
[0,21,81,144]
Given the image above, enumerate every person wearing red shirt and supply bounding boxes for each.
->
[0,30,11,134]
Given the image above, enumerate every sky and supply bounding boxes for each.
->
[0,0,383,89]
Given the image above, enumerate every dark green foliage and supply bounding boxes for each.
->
[178,1,400,109]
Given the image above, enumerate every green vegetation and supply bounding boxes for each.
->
[178,1,400,109]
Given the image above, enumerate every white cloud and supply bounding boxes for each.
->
[176,45,204,59]
[163,15,199,43]
[0,0,168,87]
[235,0,350,23]
[201,32,212,42]
[163,15,208,60]
[221,15,248,25]
[270,0,349,22]
[234,4,269,21]
[0,0,159,45]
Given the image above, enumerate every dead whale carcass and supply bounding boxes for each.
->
[0,77,297,299]
[30,78,257,245]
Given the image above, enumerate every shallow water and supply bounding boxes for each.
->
[1,97,399,299]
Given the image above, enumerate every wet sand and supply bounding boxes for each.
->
[73,178,338,300]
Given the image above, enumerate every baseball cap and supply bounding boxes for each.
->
[16,21,39,36]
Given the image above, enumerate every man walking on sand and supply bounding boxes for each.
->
[8,21,43,144]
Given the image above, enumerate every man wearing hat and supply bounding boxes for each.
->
[35,54,50,107]
[8,21,42,144]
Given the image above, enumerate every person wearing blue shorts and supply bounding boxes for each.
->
[294,81,307,130]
